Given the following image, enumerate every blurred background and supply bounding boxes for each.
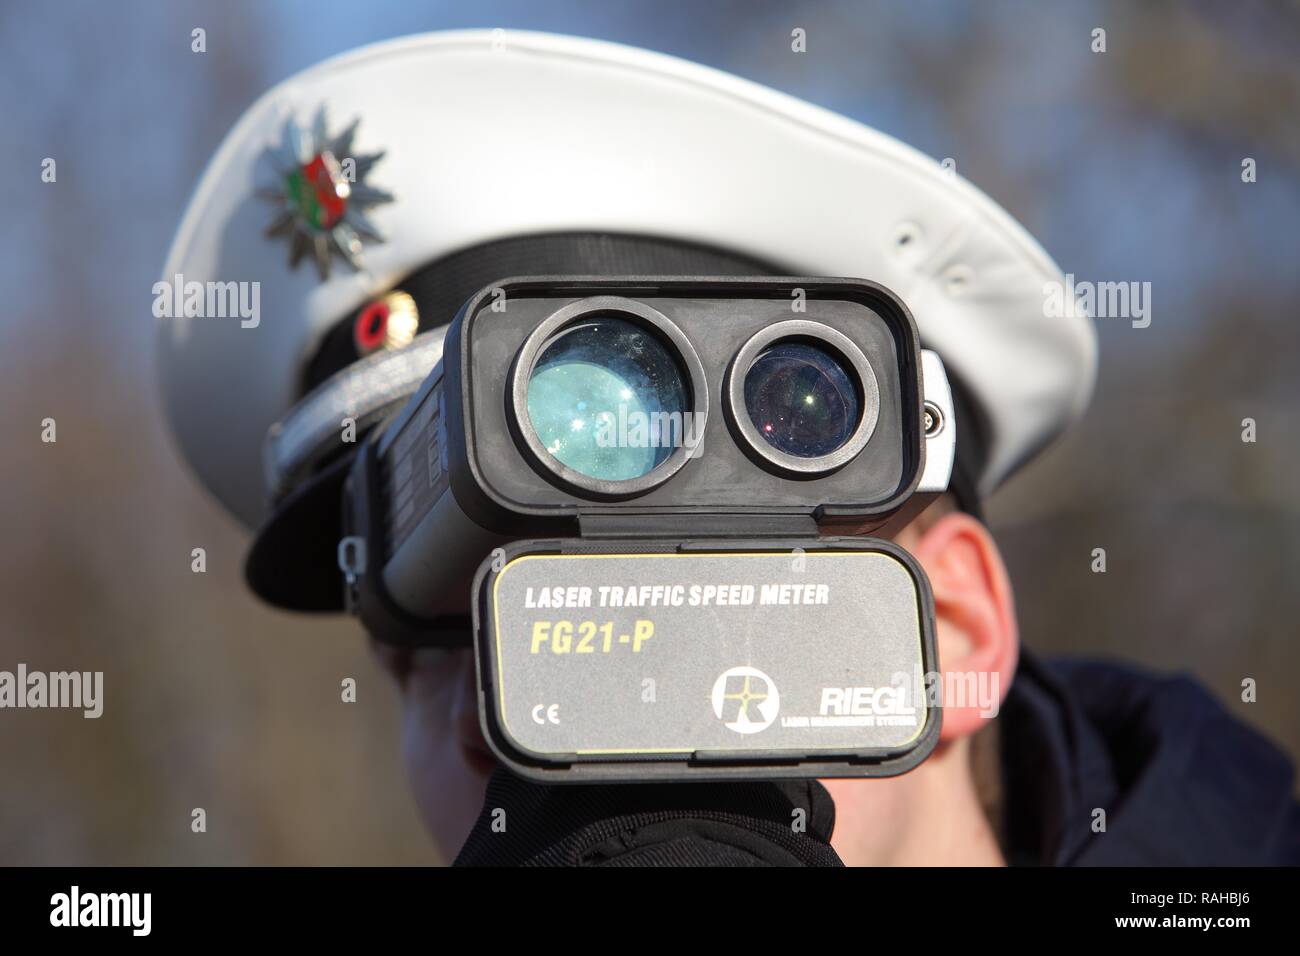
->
[2,0,1297,864]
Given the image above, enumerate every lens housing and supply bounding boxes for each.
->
[726,320,879,477]
[510,297,708,498]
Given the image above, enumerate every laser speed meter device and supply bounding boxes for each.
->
[340,276,955,781]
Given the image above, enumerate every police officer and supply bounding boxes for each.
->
[158,30,1299,866]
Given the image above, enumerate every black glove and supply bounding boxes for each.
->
[454,767,843,866]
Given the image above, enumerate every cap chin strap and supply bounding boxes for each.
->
[262,326,447,508]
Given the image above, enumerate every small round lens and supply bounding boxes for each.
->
[743,342,860,459]
[526,317,688,482]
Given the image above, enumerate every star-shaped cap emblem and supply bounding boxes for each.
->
[259,105,393,280]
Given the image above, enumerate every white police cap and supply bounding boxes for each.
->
[157,29,1095,528]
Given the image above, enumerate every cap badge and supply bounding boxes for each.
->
[259,105,393,280]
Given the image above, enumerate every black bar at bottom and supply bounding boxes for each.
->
[0,866,1287,939]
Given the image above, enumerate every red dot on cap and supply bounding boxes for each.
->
[354,300,389,354]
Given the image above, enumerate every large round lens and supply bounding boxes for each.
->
[743,341,860,458]
[526,317,688,481]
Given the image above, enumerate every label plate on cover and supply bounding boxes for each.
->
[477,542,939,778]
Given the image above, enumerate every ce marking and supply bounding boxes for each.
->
[531,703,561,725]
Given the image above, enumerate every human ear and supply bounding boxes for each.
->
[907,513,1018,741]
